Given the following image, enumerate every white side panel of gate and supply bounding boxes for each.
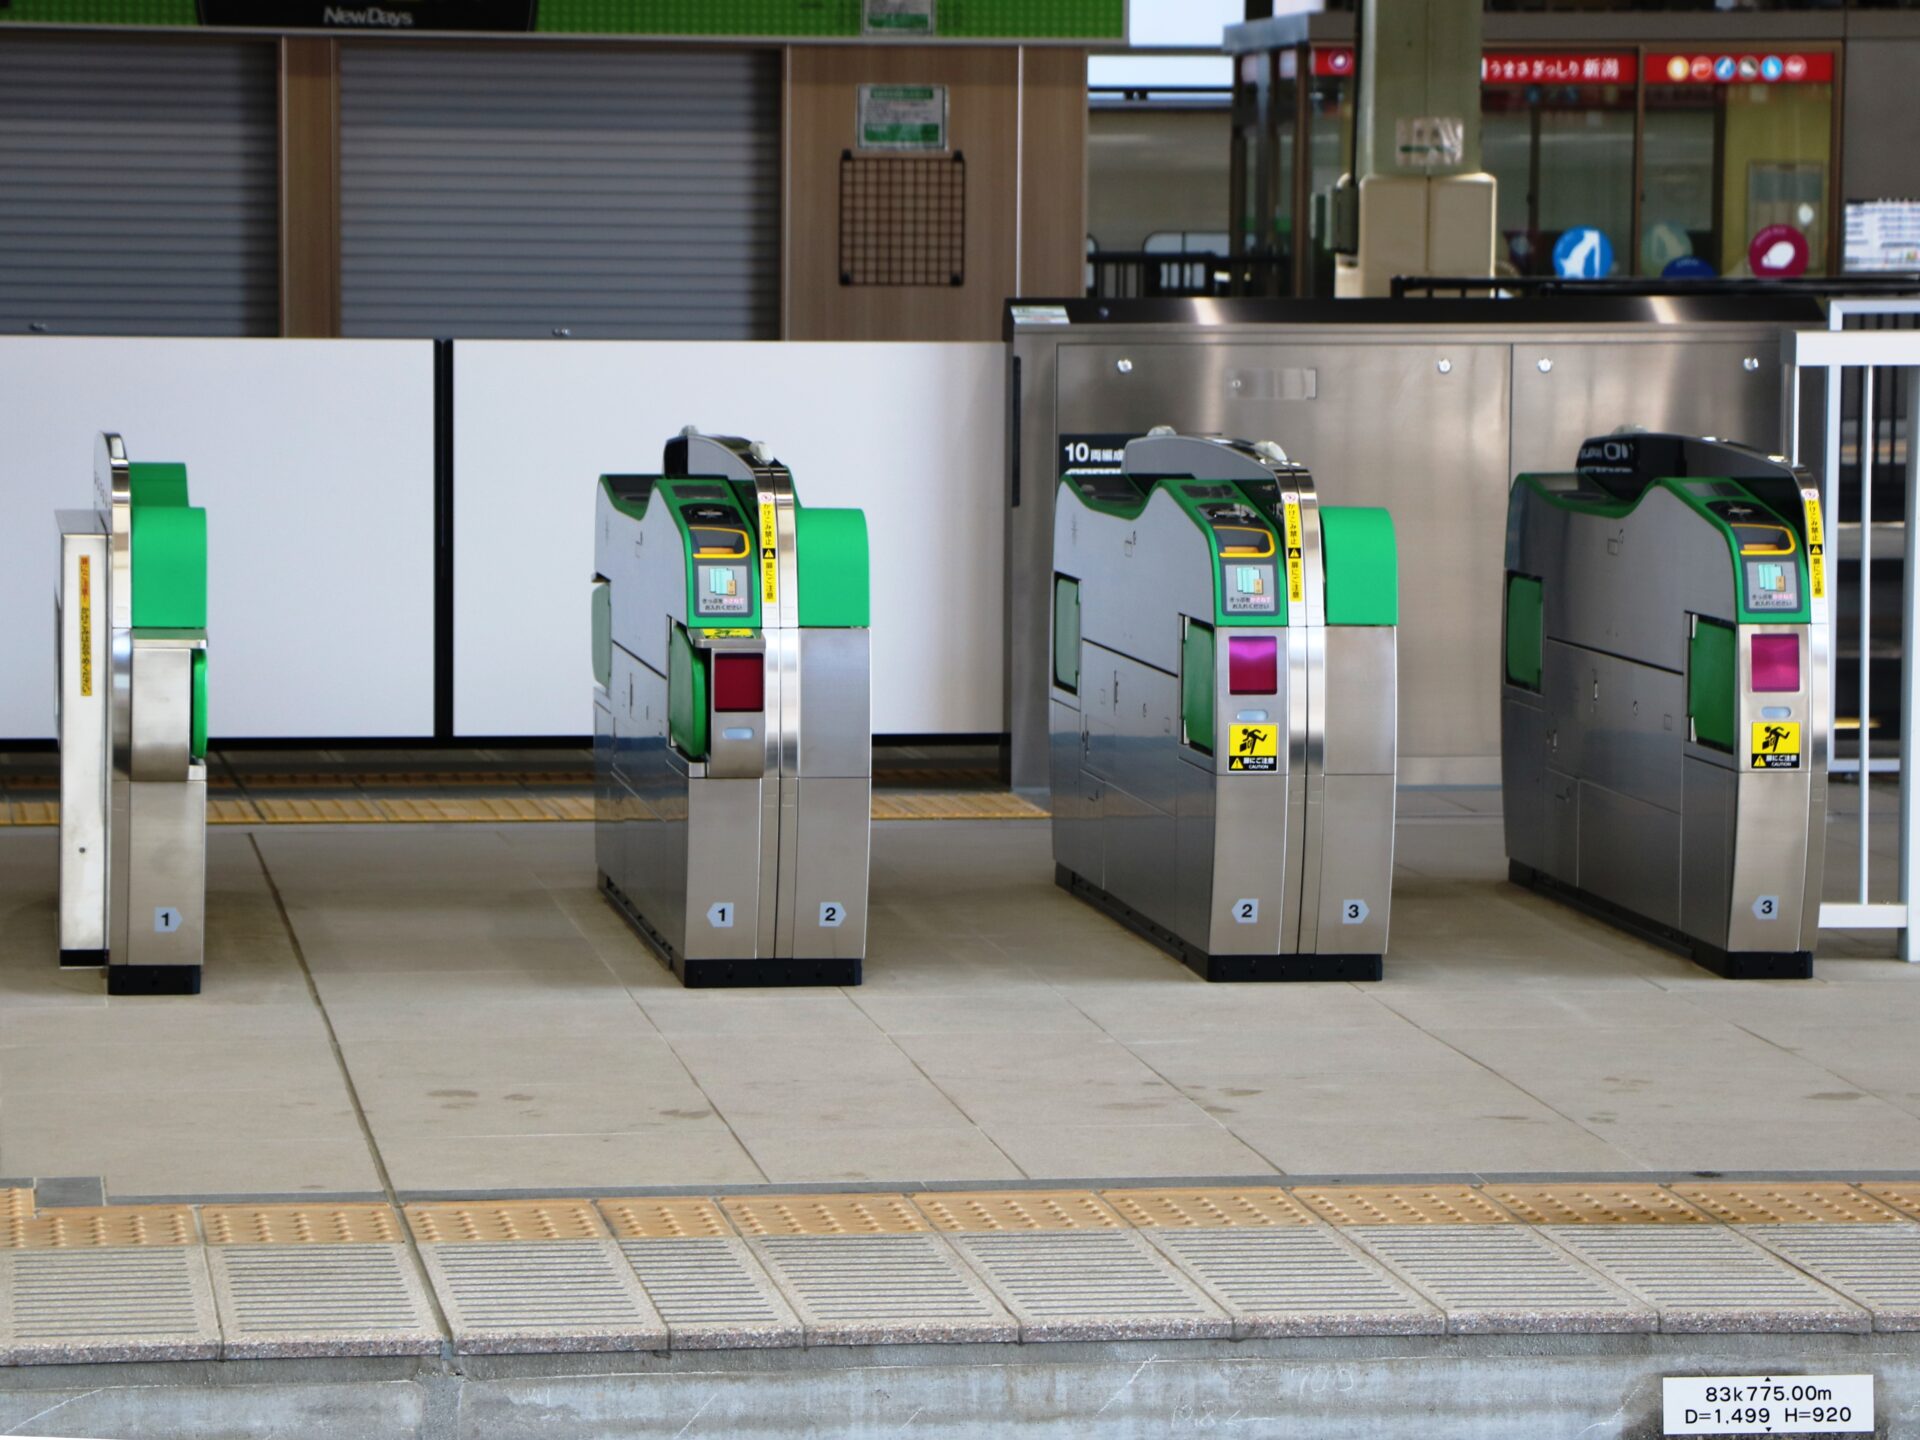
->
[0,337,435,739]
[452,340,1006,738]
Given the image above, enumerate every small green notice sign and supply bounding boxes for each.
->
[857,84,949,151]
[863,0,934,34]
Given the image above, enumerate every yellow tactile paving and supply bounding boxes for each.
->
[0,1190,33,1225]
[1291,1185,1516,1226]
[1671,1182,1905,1225]
[1485,1183,1712,1225]
[3,1205,198,1249]
[539,795,597,822]
[201,1204,404,1245]
[249,796,387,824]
[871,791,1049,821]
[598,1197,734,1240]
[208,798,265,825]
[377,796,561,823]
[1102,1188,1319,1229]
[722,1193,929,1237]
[7,800,58,827]
[914,1191,1123,1232]
[405,1200,606,1244]
[1862,1184,1920,1222]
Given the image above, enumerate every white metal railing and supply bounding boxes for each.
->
[1791,310,1920,957]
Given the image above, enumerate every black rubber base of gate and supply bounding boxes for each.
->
[1508,860,1813,980]
[1056,865,1384,983]
[107,964,202,995]
[599,871,862,989]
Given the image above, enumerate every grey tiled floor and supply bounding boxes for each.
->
[3,790,1920,1199]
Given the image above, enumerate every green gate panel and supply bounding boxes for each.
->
[129,461,190,508]
[1053,575,1080,693]
[128,461,206,630]
[130,506,207,630]
[190,649,208,761]
[1505,574,1543,691]
[668,624,708,760]
[1319,506,1399,626]
[1689,617,1737,752]
[1182,620,1215,755]
[794,507,870,628]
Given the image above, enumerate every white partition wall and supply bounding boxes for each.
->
[0,338,436,739]
[453,341,1006,737]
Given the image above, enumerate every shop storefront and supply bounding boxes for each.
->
[1229,30,1841,292]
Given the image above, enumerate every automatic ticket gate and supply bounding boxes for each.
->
[56,433,210,995]
[593,430,873,988]
[1503,432,1829,979]
[1050,431,1400,981]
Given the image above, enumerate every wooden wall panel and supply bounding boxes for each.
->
[784,43,1085,341]
[1018,46,1088,300]
[279,36,339,338]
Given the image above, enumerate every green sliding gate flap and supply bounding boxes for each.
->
[1689,617,1737,752]
[795,507,870,628]
[1505,574,1543,691]
[191,649,208,761]
[668,624,708,760]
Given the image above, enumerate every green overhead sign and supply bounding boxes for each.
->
[0,0,1123,38]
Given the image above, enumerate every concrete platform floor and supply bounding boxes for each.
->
[2,787,1919,1201]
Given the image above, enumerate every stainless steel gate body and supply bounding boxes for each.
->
[56,432,209,994]
[1051,432,1398,982]
[1007,296,1819,790]
[1502,432,1830,979]
[593,432,872,988]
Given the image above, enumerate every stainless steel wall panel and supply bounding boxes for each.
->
[1205,773,1290,956]
[1172,754,1217,953]
[790,778,871,962]
[1582,652,1684,815]
[1322,628,1397,778]
[798,631,872,779]
[123,775,206,969]
[1680,758,1736,951]
[682,780,763,963]
[1312,773,1395,955]
[1509,340,1782,480]
[1050,701,1102,887]
[1501,695,1548,873]
[1011,307,1800,788]
[1576,780,1681,931]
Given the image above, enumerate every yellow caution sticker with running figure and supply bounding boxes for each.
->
[1228,722,1279,772]
[1752,720,1801,769]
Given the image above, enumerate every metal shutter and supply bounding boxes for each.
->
[339,45,779,339]
[0,36,278,337]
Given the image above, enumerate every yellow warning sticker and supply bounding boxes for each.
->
[1281,498,1305,606]
[1752,720,1802,770]
[758,501,779,607]
[1227,722,1279,772]
[701,628,756,639]
[1802,491,1827,602]
[77,554,92,698]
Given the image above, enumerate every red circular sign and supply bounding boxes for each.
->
[1784,54,1808,81]
[1749,224,1810,278]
